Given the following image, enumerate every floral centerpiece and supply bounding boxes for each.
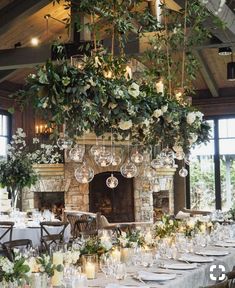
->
[80,236,112,257]
[154,215,179,239]
[0,253,30,286]
[36,254,63,277]
[117,230,145,248]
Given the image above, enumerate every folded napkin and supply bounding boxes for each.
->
[138,271,176,281]
[175,211,190,219]
[105,285,148,288]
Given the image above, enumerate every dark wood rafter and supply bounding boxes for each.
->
[194,50,219,97]
[0,0,51,36]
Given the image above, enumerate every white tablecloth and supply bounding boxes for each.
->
[0,224,71,247]
[88,246,235,288]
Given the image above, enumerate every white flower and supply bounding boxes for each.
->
[88,78,96,86]
[186,112,196,125]
[195,111,203,121]
[161,105,168,113]
[119,120,133,130]
[42,101,48,108]
[100,239,113,251]
[94,56,102,68]
[108,103,118,109]
[33,138,40,144]
[153,109,163,118]
[128,82,140,98]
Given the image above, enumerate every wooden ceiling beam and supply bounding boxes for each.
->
[194,50,219,97]
[0,45,51,70]
[0,70,16,83]
[0,0,51,36]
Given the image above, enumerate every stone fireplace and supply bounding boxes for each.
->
[22,144,176,222]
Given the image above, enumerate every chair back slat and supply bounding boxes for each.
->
[2,239,33,261]
[40,221,68,253]
[0,221,14,243]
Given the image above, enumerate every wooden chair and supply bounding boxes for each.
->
[40,221,68,253]
[0,221,14,245]
[201,277,229,288]
[74,215,97,239]
[3,239,33,261]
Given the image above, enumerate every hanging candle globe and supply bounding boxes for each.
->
[179,167,188,178]
[151,156,163,169]
[160,147,175,160]
[69,145,85,162]
[131,150,144,164]
[57,135,73,150]
[175,151,185,161]
[74,162,94,183]
[120,160,138,178]
[95,146,112,167]
[90,145,101,157]
[106,173,119,188]
[112,154,122,166]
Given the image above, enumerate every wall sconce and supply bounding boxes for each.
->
[35,124,53,135]
[227,53,235,81]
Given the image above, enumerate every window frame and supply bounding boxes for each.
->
[186,114,235,210]
[0,109,12,158]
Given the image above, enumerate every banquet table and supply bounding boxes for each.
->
[87,245,235,288]
[0,223,71,247]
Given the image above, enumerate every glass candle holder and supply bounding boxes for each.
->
[82,255,98,279]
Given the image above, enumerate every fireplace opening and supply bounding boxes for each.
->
[34,192,64,219]
[89,172,134,223]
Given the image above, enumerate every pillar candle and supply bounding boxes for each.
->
[111,248,121,262]
[85,262,96,279]
[51,252,63,286]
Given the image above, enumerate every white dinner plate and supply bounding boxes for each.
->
[179,254,214,263]
[138,271,176,281]
[215,242,235,247]
[195,250,229,256]
[225,239,235,244]
[162,263,198,270]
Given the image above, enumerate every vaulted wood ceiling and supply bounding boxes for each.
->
[0,0,235,99]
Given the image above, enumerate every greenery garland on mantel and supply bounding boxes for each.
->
[16,53,210,154]
[15,0,222,154]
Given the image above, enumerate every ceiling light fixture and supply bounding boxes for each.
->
[31,37,39,46]
[218,47,232,56]
[227,53,235,81]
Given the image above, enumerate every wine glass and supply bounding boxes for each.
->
[114,263,127,281]
[100,255,110,277]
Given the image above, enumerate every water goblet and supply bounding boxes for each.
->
[114,263,127,281]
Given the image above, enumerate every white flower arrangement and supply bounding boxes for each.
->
[63,249,80,266]
[7,128,62,165]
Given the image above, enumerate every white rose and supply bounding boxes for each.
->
[119,120,132,130]
[128,82,140,98]
[195,111,203,120]
[186,112,196,125]
[153,109,163,118]
[161,105,168,113]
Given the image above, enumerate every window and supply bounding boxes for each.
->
[0,110,11,159]
[187,116,235,211]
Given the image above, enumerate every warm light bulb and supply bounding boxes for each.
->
[31,37,39,46]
